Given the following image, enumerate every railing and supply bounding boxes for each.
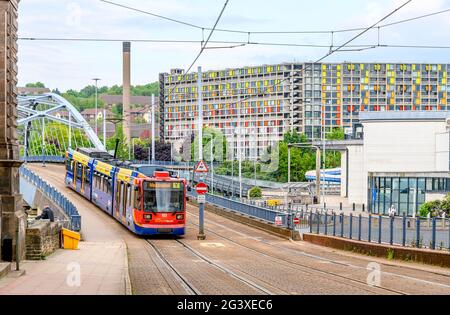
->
[131,160,195,167]
[189,191,288,227]
[19,167,81,232]
[21,156,65,163]
[295,209,450,251]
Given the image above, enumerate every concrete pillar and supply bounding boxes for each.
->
[122,42,131,145]
[0,0,26,262]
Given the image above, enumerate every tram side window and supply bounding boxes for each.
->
[85,167,91,184]
[128,185,132,207]
[106,178,112,194]
[76,164,82,181]
[134,187,140,210]
[66,159,73,172]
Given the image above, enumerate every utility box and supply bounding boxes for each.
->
[61,228,81,250]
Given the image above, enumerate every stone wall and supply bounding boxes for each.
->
[26,221,62,260]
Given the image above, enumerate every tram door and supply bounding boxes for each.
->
[72,162,78,189]
[122,184,128,224]
[115,180,122,219]
[74,162,84,193]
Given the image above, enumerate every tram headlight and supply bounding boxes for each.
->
[144,214,152,220]
[176,214,184,220]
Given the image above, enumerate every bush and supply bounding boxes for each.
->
[419,193,450,217]
[249,186,262,199]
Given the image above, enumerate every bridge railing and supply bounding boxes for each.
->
[189,191,288,227]
[21,156,66,163]
[19,166,81,232]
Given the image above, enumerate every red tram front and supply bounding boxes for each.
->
[132,171,187,236]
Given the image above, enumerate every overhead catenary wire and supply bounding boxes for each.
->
[99,0,450,35]
[166,0,230,98]
[18,37,450,50]
[209,0,413,129]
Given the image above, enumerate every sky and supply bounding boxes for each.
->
[18,0,450,91]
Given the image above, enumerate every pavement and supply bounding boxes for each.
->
[0,242,128,295]
[0,164,131,295]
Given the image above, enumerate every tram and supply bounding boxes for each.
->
[64,148,187,236]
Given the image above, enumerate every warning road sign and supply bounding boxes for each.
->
[194,160,209,173]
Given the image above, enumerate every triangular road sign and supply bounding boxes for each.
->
[194,160,209,173]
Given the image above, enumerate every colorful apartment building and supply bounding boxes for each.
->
[159,62,450,159]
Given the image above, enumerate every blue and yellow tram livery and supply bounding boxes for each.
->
[65,149,187,236]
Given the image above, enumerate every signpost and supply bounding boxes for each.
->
[195,160,209,240]
[275,216,283,227]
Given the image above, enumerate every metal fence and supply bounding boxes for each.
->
[21,156,66,163]
[19,166,81,232]
[192,189,450,251]
[294,210,450,251]
[189,192,289,227]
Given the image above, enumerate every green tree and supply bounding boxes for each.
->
[26,82,46,88]
[249,187,262,199]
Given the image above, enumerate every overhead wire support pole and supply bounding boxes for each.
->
[151,94,156,163]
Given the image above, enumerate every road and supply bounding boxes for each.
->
[27,164,450,295]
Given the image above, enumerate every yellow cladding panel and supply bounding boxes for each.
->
[337,65,341,70]
[73,151,90,166]
[364,99,369,105]
[416,78,421,84]
[95,161,113,176]
[322,64,326,70]
[322,71,327,77]
[443,78,447,84]
[390,78,395,84]
[361,64,365,70]
[322,78,326,84]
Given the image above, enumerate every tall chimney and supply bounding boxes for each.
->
[123,42,131,145]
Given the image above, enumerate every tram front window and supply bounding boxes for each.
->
[143,181,184,213]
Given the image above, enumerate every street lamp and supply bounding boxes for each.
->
[92,78,101,136]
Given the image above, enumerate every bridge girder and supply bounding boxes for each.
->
[17,93,106,151]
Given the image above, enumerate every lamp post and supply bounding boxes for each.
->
[92,78,101,136]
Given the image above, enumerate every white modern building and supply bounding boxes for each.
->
[327,111,450,216]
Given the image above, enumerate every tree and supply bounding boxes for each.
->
[249,187,262,199]
[326,128,345,140]
[26,82,45,88]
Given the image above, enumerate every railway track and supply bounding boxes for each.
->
[146,239,277,295]
[186,210,412,295]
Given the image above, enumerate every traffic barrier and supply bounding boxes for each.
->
[19,166,81,232]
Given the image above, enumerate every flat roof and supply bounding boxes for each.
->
[359,111,450,122]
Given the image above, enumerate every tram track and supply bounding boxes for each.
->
[146,240,200,295]
[186,210,418,295]
[146,239,278,295]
